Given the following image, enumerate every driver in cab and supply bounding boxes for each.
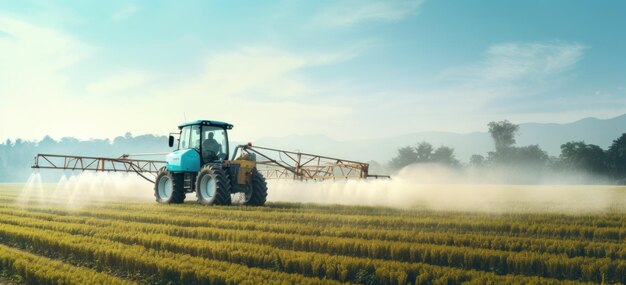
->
[202,132,221,160]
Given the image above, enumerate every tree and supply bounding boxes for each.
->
[488,144,548,166]
[60,137,79,144]
[487,120,519,152]
[415,142,433,162]
[607,133,626,180]
[485,120,549,169]
[38,135,56,147]
[431,146,460,167]
[515,145,549,166]
[559,141,608,175]
[469,155,485,168]
[388,146,417,170]
[388,142,460,170]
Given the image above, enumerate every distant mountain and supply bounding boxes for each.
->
[516,114,626,155]
[253,114,626,163]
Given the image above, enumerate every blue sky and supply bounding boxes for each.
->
[1,0,625,142]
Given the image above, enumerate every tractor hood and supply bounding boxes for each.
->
[166,149,201,172]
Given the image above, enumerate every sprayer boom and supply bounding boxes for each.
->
[234,144,390,181]
[31,154,165,183]
[31,145,389,183]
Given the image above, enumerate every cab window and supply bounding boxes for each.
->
[189,125,201,150]
[179,126,190,149]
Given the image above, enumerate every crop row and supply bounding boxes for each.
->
[7,194,626,241]
[91,200,626,225]
[0,203,626,258]
[3,205,626,263]
[127,205,626,238]
[134,201,626,228]
[0,243,134,285]
[6,188,626,224]
[0,213,597,285]
[0,211,622,283]
[49,198,626,228]
[0,222,344,285]
[5,194,626,229]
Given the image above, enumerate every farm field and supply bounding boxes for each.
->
[0,183,626,284]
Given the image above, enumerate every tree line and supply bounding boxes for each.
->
[2,124,625,183]
[0,133,171,182]
[389,120,626,183]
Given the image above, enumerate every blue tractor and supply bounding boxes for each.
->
[155,120,267,206]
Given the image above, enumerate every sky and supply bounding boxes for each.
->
[1,0,625,143]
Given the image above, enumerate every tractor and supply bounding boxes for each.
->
[155,120,266,206]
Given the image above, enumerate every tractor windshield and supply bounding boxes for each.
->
[179,126,191,149]
[178,125,201,150]
[201,126,228,162]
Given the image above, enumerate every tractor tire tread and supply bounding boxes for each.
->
[196,165,232,206]
[154,169,186,204]
[245,169,267,206]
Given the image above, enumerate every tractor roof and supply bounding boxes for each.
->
[178,120,234,129]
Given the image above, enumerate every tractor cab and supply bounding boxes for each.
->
[166,120,233,172]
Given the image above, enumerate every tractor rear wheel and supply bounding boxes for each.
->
[195,165,231,205]
[154,168,186,204]
[244,168,267,206]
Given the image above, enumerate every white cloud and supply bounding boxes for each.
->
[444,42,586,83]
[419,41,589,119]
[112,4,139,21]
[141,46,357,141]
[195,47,308,97]
[178,46,355,99]
[315,0,423,27]
[86,71,152,95]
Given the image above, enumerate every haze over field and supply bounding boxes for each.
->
[15,166,626,213]
[268,164,625,211]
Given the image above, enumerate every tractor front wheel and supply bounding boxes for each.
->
[195,165,232,205]
[244,168,267,206]
[154,169,186,204]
